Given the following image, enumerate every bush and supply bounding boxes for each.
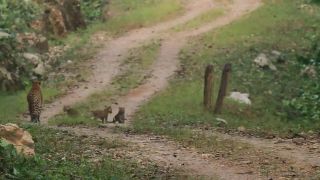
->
[0,0,40,32]
[0,0,41,91]
[81,0,109,22]
[284,39,320,122]
[0,140,44,179]
[0,32,30,91]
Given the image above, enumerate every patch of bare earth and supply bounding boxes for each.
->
[30,0,320,179]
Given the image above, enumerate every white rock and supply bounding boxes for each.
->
[254,53,277,71]
[237,126,246,132]
[271,50,281,57]
[216,118,228,125]
[0,31,10,39]
[0,67,13,80]
[229,92,251,105]
[33,62,45,75]
[23,53,41,65]
[301,65,317,78]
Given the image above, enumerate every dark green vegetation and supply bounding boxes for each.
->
[0,0,40,32]
[0,126,170,179]
[133,0,320,137]
[0,0,41,91]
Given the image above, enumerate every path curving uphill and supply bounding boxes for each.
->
[41,0,217,124]
[37,0,275,179]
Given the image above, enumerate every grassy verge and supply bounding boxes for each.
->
[105,0,183,35]
[0,86,60,124]
[132,0,320,138]
[50,40,161,126]
[0,125,173,179]
[172,8,224,32]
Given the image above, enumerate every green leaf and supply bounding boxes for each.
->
[0,139,10,148]
[13,167,20,176]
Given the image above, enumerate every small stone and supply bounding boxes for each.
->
[292,138,306,145]
[308,130,314,135]
[201,153,212,159]
[0,31,10,39]
[23,53,41,65]
[237,126,246,132]
[33,62,45,75]
[216,118,228,126]
[301,65,317,78]
[173,153,177,158]
[98,124,108,128]
[271,50,281,57]
[229,92,251,105]
[271,50,286,63]
[254,53,277,71]
[274,139,285,144]
[240,160,252,165]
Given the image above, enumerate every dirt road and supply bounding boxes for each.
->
[36,0,320,179]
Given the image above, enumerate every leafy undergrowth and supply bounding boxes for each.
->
[50,40,161,126]
[132,0,320,139]
[0,125,172,179]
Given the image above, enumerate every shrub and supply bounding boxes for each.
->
[81,0,109,22]
[0,0,40,32]
[284,39,320,122]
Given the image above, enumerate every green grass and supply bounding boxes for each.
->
[50,40,161,126]
[105,0,183,35]
[132,0,320,138]
[172,8,224,32]
[0,86,59,124]
[0,125,173,179]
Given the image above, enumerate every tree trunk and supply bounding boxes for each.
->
[214,63,232,114]
[203,64,214,109]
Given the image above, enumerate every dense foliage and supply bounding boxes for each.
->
[81,0,109,22]
[0,140,40,179]
[285,39,320,122]
[0,0,40,32]
[0,32,27,90]
[0,0,41,90]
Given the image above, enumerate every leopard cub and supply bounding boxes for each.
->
[113,107,126,124]
[92,106,112,124]
[63,105,79,117]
